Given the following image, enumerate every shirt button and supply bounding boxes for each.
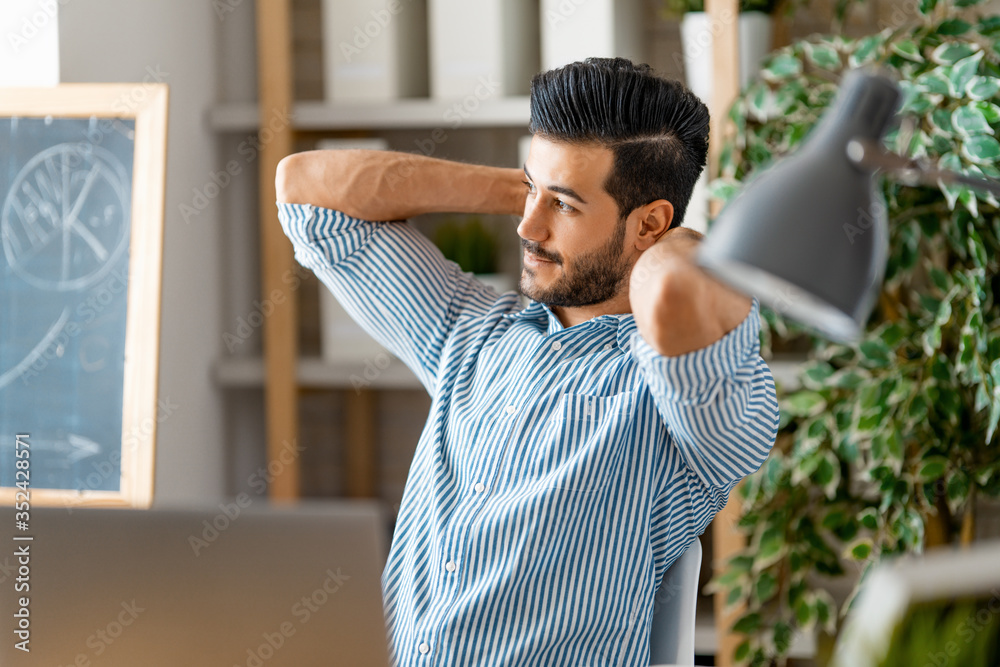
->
[474,482,485,493]
[505,405,516,415]
[445,561,457,572]
[604,343,614,351]
[418,642,430,654]
[551,341,562,351]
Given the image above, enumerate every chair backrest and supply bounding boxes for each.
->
[649,537,703,666]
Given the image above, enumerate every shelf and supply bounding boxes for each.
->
[209,97,532,133]
[215,355,803,392]
[213,355,423,390]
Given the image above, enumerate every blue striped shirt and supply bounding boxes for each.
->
[278,203,779,667]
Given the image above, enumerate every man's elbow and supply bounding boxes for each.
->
[275,152,304,204]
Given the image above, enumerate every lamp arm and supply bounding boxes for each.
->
[846,138,1000,199]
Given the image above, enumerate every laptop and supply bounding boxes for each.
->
[0,501,390,666]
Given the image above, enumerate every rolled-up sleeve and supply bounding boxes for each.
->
[632,298,779,490]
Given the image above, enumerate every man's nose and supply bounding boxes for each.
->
[517,199,547,243]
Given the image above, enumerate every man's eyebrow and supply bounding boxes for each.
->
[523,164,588,205]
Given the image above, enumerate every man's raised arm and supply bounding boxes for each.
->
[276,149,526,221]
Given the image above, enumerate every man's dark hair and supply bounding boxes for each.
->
[529,57,709,229]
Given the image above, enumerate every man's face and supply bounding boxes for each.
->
[517,135,636,309]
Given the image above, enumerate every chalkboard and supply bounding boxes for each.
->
[0,84,168,508]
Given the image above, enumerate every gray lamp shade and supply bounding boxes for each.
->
[697,70,902,342]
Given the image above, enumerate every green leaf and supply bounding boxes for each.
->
[974,101,1000,125]
[979,15,1000,35]
[732,612,762,634]
[931,42,978,65]
[815,451,841,499]
[923,325,942,355]
[967,76,1000,101]
[968,226,988,269]
[802,361,835,387]
[747,83,770,121]
[962,135,1000,165]
[918,456,948,481]
[757,526,786,565]
[734,640,751,662]
[806,42,841,70]
[850,34,883,68]
[930,108,954,135]
[859,340,892,367]
[935,294,954,325]
[937,152,964,209]
[988,397,1000,442]
[859,507,879,530]
[946,470,971,509]
[782,391,827,418]
[708,178,744,205]
[914,69,954,97]
[953,105,993,136]
[949,52,984,92]
[976,383,991,412]
[845,537,873,561]
[859,382,884,411]
[958,332,976,368]
[929,266,951,292]
[762,53,802,81]
[829,368,869,389]
[773,621,793,653]
[937,18,972,35]
[795,596,816,627]
[892,39,923,63]
[753,571,778,604]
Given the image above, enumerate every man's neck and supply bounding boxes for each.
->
[551,292,633,328]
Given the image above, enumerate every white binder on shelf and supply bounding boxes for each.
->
[428,0,540,99]
[539,0,643,71]
[321,0,428,102]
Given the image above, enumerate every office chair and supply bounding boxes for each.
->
[649,537,702,666]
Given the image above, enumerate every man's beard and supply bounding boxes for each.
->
[518,218,632,308]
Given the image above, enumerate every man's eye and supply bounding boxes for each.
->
[522,180,536,194]
[556,200,575,213]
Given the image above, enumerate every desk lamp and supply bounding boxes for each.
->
[697,68,1000,342]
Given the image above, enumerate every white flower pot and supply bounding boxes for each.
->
[679,10,774,103]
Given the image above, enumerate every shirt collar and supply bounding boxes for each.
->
[503,301,638,352]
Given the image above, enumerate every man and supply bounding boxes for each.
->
[276,58,778,666]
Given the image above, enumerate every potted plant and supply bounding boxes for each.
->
[662,0,781,102]
[706,0,1000,664]
[434,216,513,294]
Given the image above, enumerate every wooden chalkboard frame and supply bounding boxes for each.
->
[0,83,168,508]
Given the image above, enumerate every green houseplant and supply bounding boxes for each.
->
[707,1,1000,664]
[433,216,499,275]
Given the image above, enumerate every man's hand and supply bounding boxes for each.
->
[629,227,751,357]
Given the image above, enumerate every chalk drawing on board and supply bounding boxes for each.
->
[0,306,70,390]
[1,142,130,292]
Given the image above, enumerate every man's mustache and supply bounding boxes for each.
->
[521,239,562,264]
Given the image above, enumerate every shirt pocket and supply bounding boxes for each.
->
[532,391,636,492]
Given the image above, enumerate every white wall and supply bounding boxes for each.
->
[59,0,227,505]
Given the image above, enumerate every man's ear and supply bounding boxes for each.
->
[633,199,674,250]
